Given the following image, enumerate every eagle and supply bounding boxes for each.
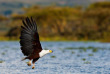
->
[20,17,53,69]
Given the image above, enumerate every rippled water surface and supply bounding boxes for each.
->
[0,41,110,74]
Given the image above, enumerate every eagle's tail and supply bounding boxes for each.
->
[21,57,28,61]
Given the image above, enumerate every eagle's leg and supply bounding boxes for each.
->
[27,60,31,66]
[32,58,39,69]
[32,63,35,69]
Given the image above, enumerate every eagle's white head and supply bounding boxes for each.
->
[39,50,53,57]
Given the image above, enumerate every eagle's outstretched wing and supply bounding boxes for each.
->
[20,17,42,56]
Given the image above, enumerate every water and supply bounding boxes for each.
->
[0,41,110,74]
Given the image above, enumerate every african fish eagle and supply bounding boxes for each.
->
[20,17,53,69]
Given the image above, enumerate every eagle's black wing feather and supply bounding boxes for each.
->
[20,17,42,56]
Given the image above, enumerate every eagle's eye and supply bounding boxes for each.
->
[49,50,53,53]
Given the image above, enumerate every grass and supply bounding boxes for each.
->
[71,51,75,54]
[64,47,75,50]
[84,61,91,64]
[0,61,4,63]
[88,54,94,56]
[87,46,95,49]
[0,36,19,41]
[92,48,98,52]
[40,36,73,41]
[0,36,109,43]
[0,36,104,42]
[0,37,10,41]
[82,58,86,61]
[1,52,5,55]
[51,56,56,58]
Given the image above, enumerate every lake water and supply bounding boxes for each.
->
[0,41,110,74]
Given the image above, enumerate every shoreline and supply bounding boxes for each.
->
[0,36,108,42]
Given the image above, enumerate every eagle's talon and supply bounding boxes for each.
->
[27,63,31,66]
[32,66,35,69]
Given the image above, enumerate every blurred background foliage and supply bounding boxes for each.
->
[1,1,110,41]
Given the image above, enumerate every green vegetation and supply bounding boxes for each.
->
[71,51,75,54]
[84,61,91,64]
[92,48,98,52]
[1,52,5,55]
[1,2,110,41]
[60,46,103,53]
[0,61,4,63]
[88,54,94,56]
[51,55,56,58]
[64,47,76,50]
[82,58,86,61]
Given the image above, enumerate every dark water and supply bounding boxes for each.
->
[0,41,110,74]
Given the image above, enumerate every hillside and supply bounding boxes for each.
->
[1,2,110,41]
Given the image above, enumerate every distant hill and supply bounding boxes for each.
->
[0,0,110,4]
[0,2,29,16]
[0,0,110,16]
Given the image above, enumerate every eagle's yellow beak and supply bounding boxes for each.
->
[49,50,53,53]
